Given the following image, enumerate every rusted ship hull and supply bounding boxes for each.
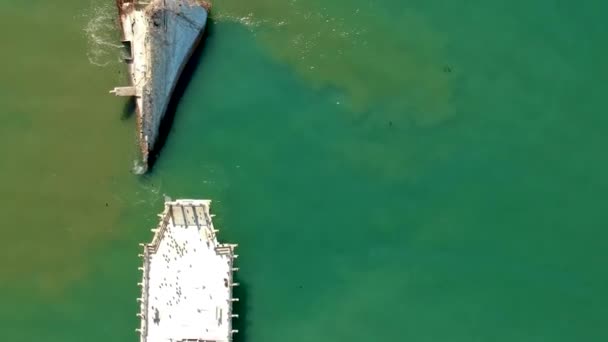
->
[111,0,210,173]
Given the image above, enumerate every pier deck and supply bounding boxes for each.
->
[138,199,237,342]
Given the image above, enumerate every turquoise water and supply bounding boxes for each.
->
[1,0,607,341]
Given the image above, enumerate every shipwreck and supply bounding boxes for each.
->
[111,0,211,172]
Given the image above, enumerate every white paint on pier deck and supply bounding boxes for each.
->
[139,199,236,342]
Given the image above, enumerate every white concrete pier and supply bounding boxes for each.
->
[138,199,237,342]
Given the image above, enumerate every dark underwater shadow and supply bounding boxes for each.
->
[146,18,216,172]
[232,274,250,342]
[121,96,136,120]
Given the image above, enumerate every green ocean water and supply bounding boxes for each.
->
[1,0,607,340]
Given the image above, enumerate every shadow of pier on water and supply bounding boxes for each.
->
[232,274,250,342]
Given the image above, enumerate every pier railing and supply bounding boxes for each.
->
[138,247,151,342]
[148,205,172,252]
[138,203,171,342]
